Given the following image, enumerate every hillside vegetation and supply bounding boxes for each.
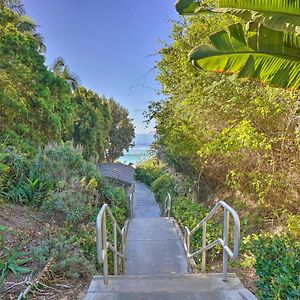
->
[140,8,300,300]
[0,1,132,298]
[136,159,300,299]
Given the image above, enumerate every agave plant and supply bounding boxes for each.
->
[175,0,300,89]
[0,247,32,287]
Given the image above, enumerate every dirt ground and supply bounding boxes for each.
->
[0,203,90,300]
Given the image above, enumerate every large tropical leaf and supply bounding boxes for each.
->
[218,0,300,15]
[189,23,300,89]
[175,0,300,34]
[175,0,200,15]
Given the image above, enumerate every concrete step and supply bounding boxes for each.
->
[85,273,257,300]
[125,218,188,275]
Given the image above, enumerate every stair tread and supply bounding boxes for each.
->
[125,217,188,275]
[85,274,257,300]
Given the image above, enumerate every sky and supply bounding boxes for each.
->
[22,0,179,134]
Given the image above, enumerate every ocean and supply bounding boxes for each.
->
[118,133,154,166]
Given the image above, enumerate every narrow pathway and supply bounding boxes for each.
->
[85,181,257,299]
[125,181,188,275]
[132,181,160,218]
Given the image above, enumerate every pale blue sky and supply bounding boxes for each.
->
[22,0,178,133]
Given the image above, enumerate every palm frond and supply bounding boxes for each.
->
[51,57,66,76]
[15,15,37,32]
[32,32,46,54]
[0,0,25,15]
[51,58,80,91]
[63,67,80,91]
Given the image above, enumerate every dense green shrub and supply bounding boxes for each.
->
[32,234,95,279]
[33,142,105,222]
[68,188,128,274]
[0,147,51,205]
[135,159,163,186]
[1,142,129,224]
[250,234,300,300]
[110,188,130,226]
[151,174,176,205]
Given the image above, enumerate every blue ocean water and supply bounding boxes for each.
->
[118,133,154,165]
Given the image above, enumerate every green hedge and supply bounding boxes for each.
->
[151,174,176,205]
[250,234,300,300]
[135,159,163,186]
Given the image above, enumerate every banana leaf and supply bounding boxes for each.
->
[206,7,300,34]
[189,23,300,89]
[176,0,300,34]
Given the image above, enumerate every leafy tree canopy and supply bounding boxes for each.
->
[71,87,112,162]
[0,5,74,153]
[106,98,135,162]
[0,3,135,162]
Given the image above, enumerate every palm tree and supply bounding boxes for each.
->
[0,0,25,15]
[1,0,46,53]
[175,0,300,89]
[51,57,80,91]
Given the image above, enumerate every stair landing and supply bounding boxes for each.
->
[85,273,257,300]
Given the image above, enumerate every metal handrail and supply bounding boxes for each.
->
[163,192,172,217]
[96,203,127,285]
[129,193,133,218]
[183,201,240,282]
[129,181,135,218]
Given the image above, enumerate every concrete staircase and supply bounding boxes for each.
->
[85,182,257,300]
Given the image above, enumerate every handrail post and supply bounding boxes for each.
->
[168,193,171,218]
[201,221,206,273]
[164,193,171,218]
[113,222,118,275]
[130,193,133,219]
[184,201,240,280]
[96,204,128,285]
[222,208,229,282]
[186,228,190,253]
[122,230,126,273]
[96,217,101,264]
[102,214,109,285]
